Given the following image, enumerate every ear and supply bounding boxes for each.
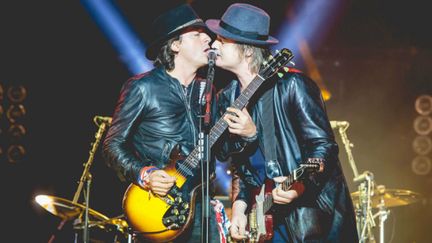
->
[244,46,254,58]
[170,40,181,52]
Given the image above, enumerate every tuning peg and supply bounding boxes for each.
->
[275,49,280,53]
[283,67,289,72]
[263,61,268,66]
[289,61,295,66]
[277,72,283,78]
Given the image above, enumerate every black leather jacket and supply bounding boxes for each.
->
[103,67,213,184]
[217,71,358,242]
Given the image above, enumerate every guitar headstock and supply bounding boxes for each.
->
[293,161,324,180]
[259,48,294,80]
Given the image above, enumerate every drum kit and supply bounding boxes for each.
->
[332,121,423,243]
[35,116,133,243]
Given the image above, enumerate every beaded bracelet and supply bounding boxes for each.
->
[138,166,158,189]
[241,131,258,142]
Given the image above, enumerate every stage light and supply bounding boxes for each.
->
[7,144,26,163]
[411,156,431,176]
[81,0,153,74]
[413,115,432,135]
[412,136,432,155]
[6,104,26,124]
[215,161,231,194]
[8,124,26,141]
[415,95,432,116]
[7,85,27,103]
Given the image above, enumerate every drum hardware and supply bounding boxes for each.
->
[332,120,423,242]
[35,195,109,222]
[351,183,422,243]
[35,115,113,243]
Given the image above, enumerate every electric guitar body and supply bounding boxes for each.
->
[247,179,275,243]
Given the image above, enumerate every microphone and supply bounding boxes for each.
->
[330,120,349,129]
[93,116,112,125]
[207,49,217,67]
[353,171,374,183]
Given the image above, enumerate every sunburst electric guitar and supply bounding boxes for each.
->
[246,162,324,243]
[122,48,294,242]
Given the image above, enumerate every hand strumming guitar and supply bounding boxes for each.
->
[142,169,177,197]
[230,200,249,241]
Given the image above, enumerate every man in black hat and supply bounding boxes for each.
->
[207,3,358,242]
[103,4,221,242]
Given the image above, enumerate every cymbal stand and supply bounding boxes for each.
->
[373,185,390,243]
[334,123,376,242]
[71,117,110,243]
[356,174,376,243]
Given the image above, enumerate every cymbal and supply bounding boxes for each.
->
[35,194,109,221]
[351,187,422,208]
[74,216,129,235]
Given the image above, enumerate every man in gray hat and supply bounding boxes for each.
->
[103,4,221,243]
[208,3,358,242]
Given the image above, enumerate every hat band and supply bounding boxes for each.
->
[166,18,204,36]
[219,20,268,41]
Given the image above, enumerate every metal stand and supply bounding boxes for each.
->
[356,174,376,243]
[199,53,216,243]
[72,117,109,242]
[373,185,390,243]
[333,121,377,243]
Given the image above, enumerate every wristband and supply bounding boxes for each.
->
[241,131,258,142]
[138,166,158,189]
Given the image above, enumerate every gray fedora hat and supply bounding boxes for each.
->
[206,3,278,46]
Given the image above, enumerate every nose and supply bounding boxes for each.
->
[201,32,211,44]
[211,40,220,49]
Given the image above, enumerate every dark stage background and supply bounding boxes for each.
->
[1,0,431,242]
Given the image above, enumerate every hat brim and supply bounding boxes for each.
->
[205,19,278,46]
[146,21,208,60]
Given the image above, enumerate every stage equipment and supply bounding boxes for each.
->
[35,115,120,243]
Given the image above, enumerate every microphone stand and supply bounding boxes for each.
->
[73,117,110,243]
[47,116,110,243]
[199,55,215,243]
[335,123,359,178]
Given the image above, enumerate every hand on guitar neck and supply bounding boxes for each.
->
[271,176,305,204]
[230,162,322,242]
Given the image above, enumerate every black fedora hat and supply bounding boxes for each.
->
[206,3,278,46]
[146,4,207,60]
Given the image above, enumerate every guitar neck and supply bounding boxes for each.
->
[180,75,266,171]
[209,75,266,146]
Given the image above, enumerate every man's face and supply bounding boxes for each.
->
[211,35,243,72]
[174,27,211,68]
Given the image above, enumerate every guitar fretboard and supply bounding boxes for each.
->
[263,174,295,213]
[177,75,266,177]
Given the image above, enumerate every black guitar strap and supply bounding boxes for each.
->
[259,87,282,179]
